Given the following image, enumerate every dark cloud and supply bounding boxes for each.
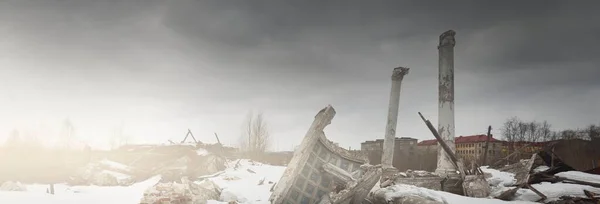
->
[0,0,598,149]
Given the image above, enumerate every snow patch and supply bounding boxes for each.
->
[533,166,549,173]
[196,148,210,156]
[481,166,517,187]
[515,182,600,202]
[206,159,286,204]
[555,171,600,184]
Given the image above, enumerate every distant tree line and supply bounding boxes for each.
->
[501,116,600,143]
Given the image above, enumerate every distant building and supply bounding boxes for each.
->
[360,137,418,171]
[417,134,505,166]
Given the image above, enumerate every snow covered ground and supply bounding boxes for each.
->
[206,159,286,203]
[381,184,535,204]
[481,165,600,202]
[0,159,285,204]
[0,176,160,204]
[2,161,599,204]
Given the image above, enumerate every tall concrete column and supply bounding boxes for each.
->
[381,67,410,169]
[435,30,457,176]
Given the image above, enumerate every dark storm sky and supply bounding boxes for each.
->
[0,0,598,149]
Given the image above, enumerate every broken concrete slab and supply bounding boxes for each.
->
[382,169,443,191]
[462,175,490,198]
[327,164,382,204]
[269,105,370,204]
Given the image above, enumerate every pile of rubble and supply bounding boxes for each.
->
[0,181,27,191]
[493,147,600,204]
[140,177,221,204]
[267,104,600,204]
[68,143,227,186]
[69,159,134,186]
[62,139,230,203]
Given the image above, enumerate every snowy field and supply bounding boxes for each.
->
[1,161,600,203]
[0,159,286,204]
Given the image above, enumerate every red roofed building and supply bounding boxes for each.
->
[417,134,506,165]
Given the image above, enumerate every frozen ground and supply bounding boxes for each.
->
[2,162,599,203]
[381,184,535,204]
[206,159,286,203]
[555,171,600,184]
[481,165,600,202]
[0,159,285,204]
[0,176,160,204]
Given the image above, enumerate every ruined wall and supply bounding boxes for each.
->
[549,139,600,171]
[279,138,365,204]
[361,138,420,171]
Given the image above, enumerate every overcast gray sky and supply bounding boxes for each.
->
[1,0,598,150]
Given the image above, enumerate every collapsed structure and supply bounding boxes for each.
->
[269,105,381,203]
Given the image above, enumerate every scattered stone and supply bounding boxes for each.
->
[462,175,490,198]
[140,177,220,204]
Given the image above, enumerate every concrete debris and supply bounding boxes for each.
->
[462,175,490,198]
[330,165,382,204]
[0,181,27,191]
[140,177,221,204]
[369,184,447,204]
[269,105,371,204]
[69,159,134,186]
[69,143,227,186]
[400,170,438,178]
[381,170,443,190]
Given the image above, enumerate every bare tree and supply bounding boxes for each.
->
[501,117,521,153]
[239,111,253,151]
[559,129,579,140]
[239,111,271,155]
[251,113,270,152]
[539,121,552,141]
[110,123,128,149]
[516,121,528,142]
[585,124,600,141]
[525,121,539,142]
[58,118,76,149]
[501,117,520,142]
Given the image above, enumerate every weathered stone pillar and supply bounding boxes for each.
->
[381,67,410,170]
[435,30,457,176]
